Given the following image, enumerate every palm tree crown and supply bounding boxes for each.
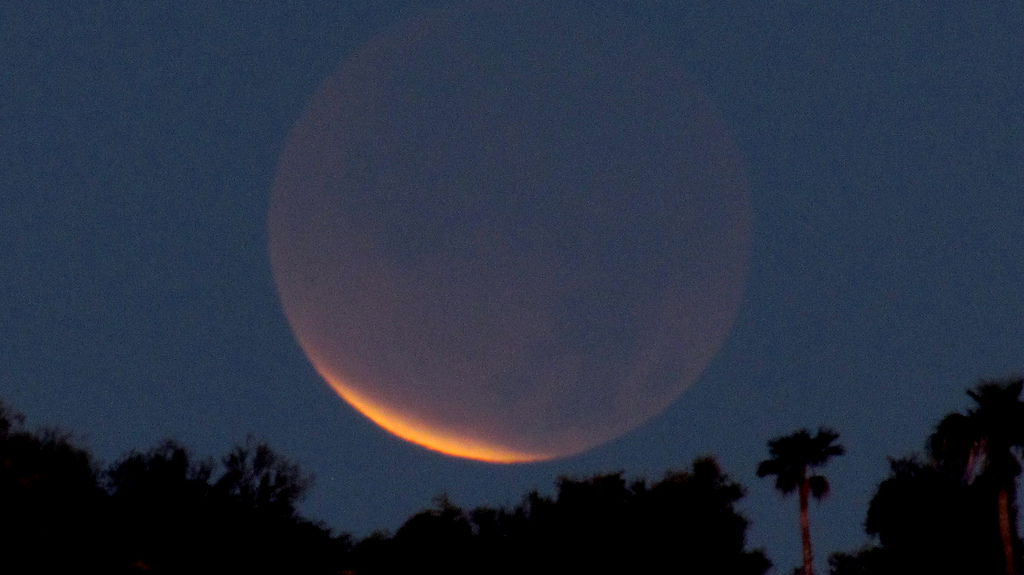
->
[757,427,845,499]
[929,377,1024,575]
[757,427,844,575]
[931,379,1024,481]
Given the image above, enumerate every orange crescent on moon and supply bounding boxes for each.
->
[311,360,554,464]
[268,2,752,463]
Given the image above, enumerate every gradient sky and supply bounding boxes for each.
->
[2,2,1022,572]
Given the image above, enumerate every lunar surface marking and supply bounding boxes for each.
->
[269,2,752,462]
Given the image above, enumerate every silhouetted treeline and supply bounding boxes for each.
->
[0,402,348,573]
[830,377,1024,575]
[4,374,1023,575]
[351,457,771,575]
[0,398,769,574]
[0,403,108,571]
[104,439,349,573]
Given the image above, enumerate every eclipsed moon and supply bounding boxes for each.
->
[268,2,751,463]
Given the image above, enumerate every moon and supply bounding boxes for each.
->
[268,2,752,463]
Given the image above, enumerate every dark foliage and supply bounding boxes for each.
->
[0,401,348,574]
[9,374,1024,575]
[0,397,771,574]
[830,377,1024,575]
[757,428,845,496]
[827,546,887,575]
[758,427,844,575]
[352,456,771,575]
[829,457,1005,575]
[105,437,350,573]
[0,403,106,572]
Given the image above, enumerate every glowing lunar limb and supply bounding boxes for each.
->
[268,1,752,462]
[311,358,553,463]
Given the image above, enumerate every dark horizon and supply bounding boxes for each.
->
[1,375,1022,573]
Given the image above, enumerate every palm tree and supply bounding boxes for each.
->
[931,377,1024,575]
[757,427,844,575]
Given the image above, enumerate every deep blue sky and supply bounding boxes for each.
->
[2,2,1022,572]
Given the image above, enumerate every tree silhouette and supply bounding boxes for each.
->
[757,427,844,575]
[829,376,1024,575]
[396,495,475,574]
[636,457,772,575]
[0,396,352,573]
[930,377,1024,575]
[106,440,217,571]
[0,401,107,573]
[349,457,770,575]
[849,455,1001,574]
[213,436,312,517]
[106,438,348,573]
[0,398,783,573]
[829,453,1014,575]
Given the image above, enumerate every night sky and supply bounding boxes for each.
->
[2,2,1022,572]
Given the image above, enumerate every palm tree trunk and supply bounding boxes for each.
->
[799,478,813,575]
[998,486,1014,575]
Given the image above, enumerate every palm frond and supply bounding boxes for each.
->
[758,428,843,498]
[808,475,830,500]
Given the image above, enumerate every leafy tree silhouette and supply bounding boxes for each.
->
[106,440,217,571]
[0,394,773,574]
[827,545,887,575]
[830,376,1024,575]
[106,438,349,573]
[829,454,1007,575]
[397,495,475,573]
[634,457,772,575]
[931,377,1024,575]
[0,401,107,573]
[214,437,311,512]
[757,427,844,575]
[536,471,636,574]
[0,397,349,573]
[352,456,770,575]
[350,496,474,575]
[211,437,347,573]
